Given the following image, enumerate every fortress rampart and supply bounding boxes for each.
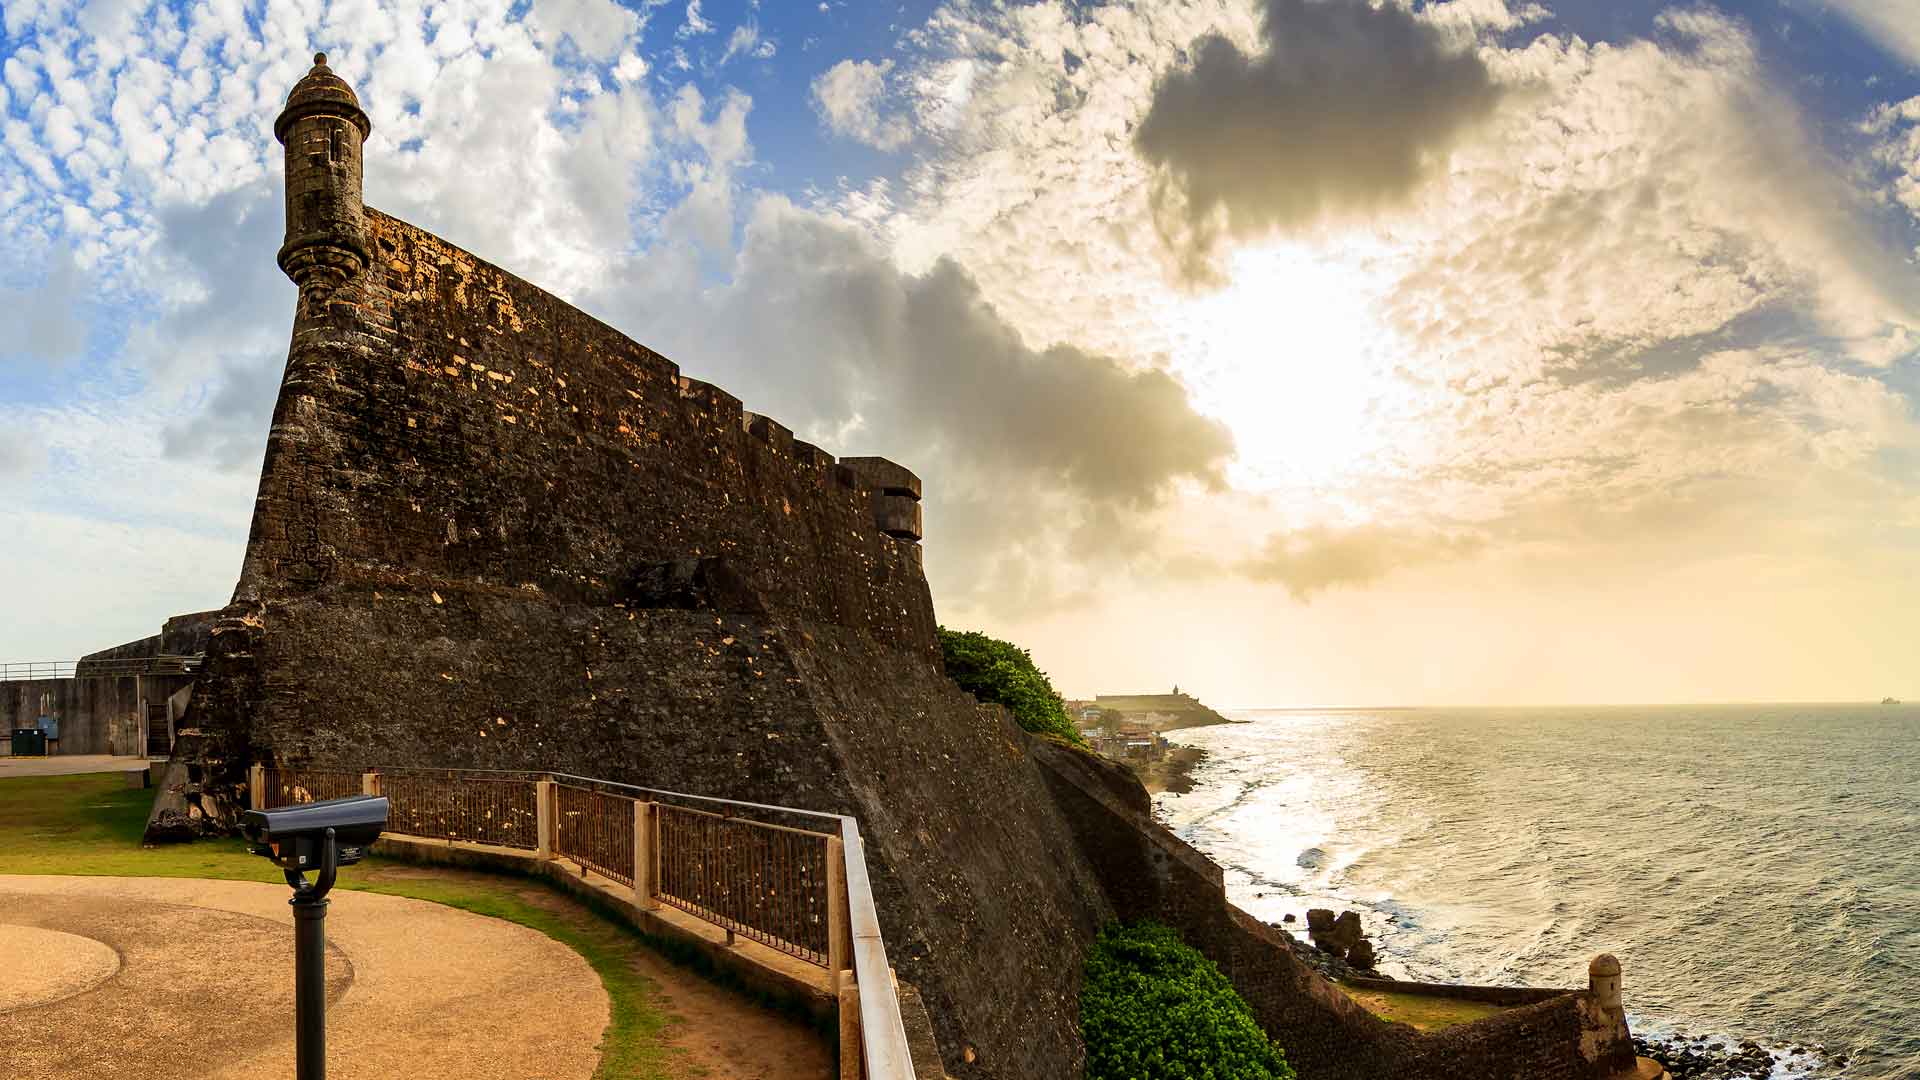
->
[160,54,1642,1080]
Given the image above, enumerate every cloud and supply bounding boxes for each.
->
[1866,94,1920,229]
[160,354,285,470]
[679,0,714,38]
[1134,0,1504,279]
[1243,523,1484,599]
[0,430,45,477]
[1811,0,1920,69]
[721,22,776,65]
[0,247,88,364]
[529,0,642,61]
[812,59,912,150]
[589,196,1233,608]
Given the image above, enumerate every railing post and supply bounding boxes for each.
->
[361,771,380,796]
[838,982,863,1080]
[633,800,656,909]
[536,779,556,860]
[827,835,851,990]
[249,763,266,811]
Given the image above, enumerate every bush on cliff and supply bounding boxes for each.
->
[1081,922,1295,1080]
[936,627,1083,745]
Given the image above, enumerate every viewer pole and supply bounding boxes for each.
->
[288,828,340,1080]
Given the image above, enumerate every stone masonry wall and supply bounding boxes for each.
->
[181,207,1110,1079]
[234,210,933,647]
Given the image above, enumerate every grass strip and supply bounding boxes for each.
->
[0,772,682,1080]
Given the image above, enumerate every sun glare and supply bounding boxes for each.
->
[1168,244,1418,494]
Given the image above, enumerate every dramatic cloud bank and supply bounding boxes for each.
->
[1135,0,1505,279]
[3,0,1917,702]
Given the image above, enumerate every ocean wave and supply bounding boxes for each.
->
[1154,704,1920,1078]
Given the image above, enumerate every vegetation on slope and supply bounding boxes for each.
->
[937,626,1084,745]
[1081,921,1295,1080]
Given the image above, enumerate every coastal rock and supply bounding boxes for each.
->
[1275,924,1355,981]
[1347,939,1377,970]
[1306,908,1335,932]
[1331,910,1364,951]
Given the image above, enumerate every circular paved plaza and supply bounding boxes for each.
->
[0,875,608,1079]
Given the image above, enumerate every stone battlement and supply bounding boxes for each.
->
[235,202,930,648]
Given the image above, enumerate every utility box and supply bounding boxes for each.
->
[11,729,48,757]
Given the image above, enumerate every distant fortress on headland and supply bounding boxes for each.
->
[1087,687,1233,731]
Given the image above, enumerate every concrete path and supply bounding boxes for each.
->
[0,876,608,1080]
[0,753,158,778]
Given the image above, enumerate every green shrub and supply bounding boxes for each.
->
[1081,922,1295,1080]
[936,627,1082,745]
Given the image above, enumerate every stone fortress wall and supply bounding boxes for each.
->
[180,54,1111,1080]
[166,54,1643,1080]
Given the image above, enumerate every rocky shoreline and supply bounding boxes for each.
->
[1137,744,1207,795]
[1634,1032,1849,1079]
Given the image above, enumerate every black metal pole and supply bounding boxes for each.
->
[292,891,328,1080]
[286,827,339,1080]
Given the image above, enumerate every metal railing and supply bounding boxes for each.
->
[554,782,636,886]
[249,763,914,1078]
[0,656,204,682]
[261,767,364,807]
[0,662,74,681]
[655,802,832,966]
[381,770,539,850]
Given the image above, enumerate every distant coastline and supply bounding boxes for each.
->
[1065,688,1227,794]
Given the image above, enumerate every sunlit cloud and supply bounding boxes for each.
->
[2,0,1918,701]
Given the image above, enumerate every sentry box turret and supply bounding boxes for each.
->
[242,794,389,873]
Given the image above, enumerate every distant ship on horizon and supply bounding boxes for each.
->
[1882,697,1902,705]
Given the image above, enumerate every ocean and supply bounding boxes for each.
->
[1154,705,1920,1078]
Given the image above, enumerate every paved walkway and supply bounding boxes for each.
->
[0,876,608,1080]
[0,754,158,778]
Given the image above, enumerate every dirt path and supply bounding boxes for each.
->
[0,875,605,1080]
[624,943,834,1080]
[364,863,836,1080]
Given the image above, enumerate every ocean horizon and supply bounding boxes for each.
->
[1156,703,1920,1079]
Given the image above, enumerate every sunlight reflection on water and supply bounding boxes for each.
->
[1154,705,1920,1079]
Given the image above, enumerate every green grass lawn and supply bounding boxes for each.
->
[0,771,681,1080]
[1340,982,1517,1031]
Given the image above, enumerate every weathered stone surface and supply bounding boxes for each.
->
[276,53,371,295]
[142,757,200,844]
[170,60,1109,1075]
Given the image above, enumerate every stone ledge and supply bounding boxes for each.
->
[1342,975,1573,1008]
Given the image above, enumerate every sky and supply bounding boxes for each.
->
[2,0,1918,707]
